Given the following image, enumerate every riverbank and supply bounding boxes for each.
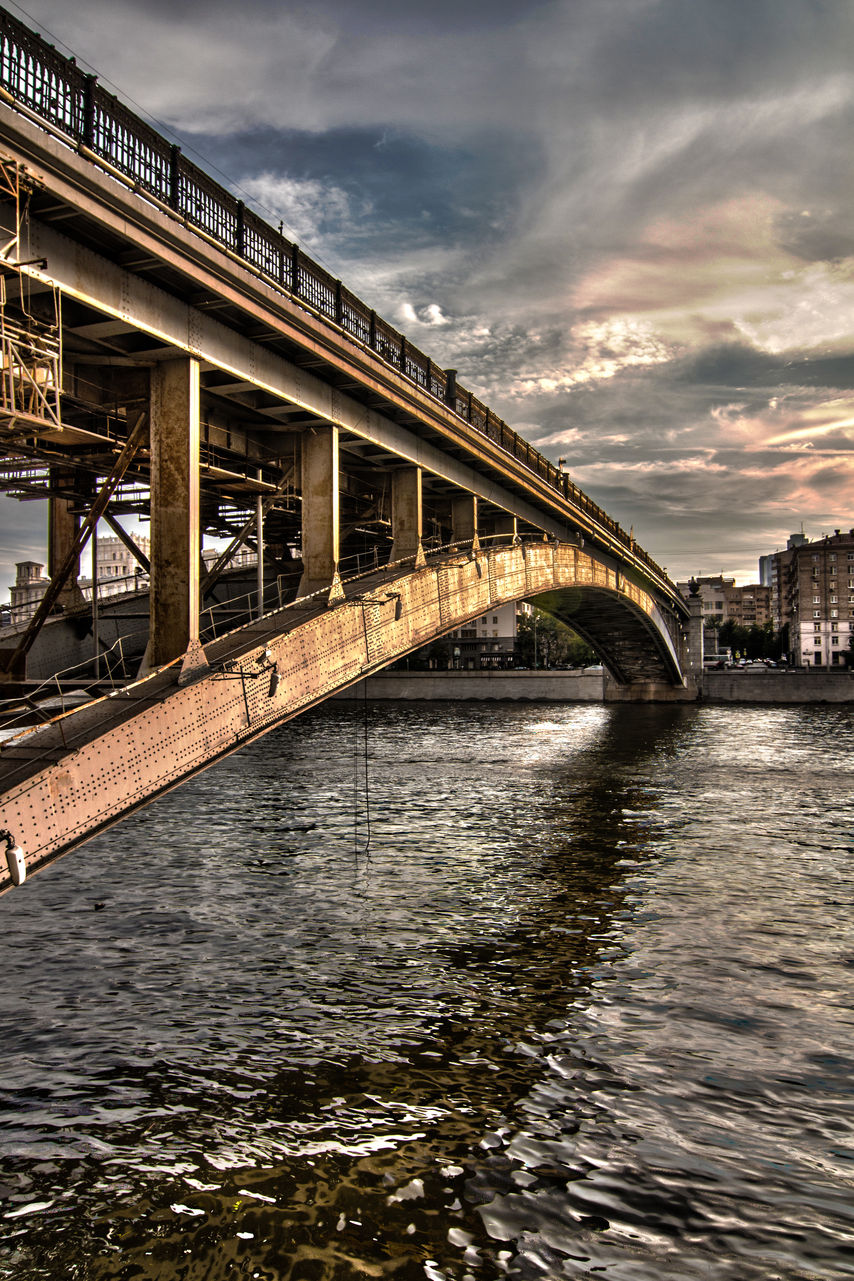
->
[334,669,854,703]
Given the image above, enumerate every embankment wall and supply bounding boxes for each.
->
[334,670,854,704]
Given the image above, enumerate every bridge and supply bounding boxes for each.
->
[0,8,698,894]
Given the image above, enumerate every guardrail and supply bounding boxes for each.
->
[0,5,675,596]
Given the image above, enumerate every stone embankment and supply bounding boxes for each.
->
[334,669,854,704]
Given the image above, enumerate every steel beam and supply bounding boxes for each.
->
[147,358,202,670]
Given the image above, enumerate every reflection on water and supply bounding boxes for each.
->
[0,702,853,1279]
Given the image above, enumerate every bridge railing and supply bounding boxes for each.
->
[0,6,673,596]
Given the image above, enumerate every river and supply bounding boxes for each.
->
[0,701,852,1279]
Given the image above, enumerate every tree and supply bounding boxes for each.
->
[515,608,597,668]
[718,618,784,660]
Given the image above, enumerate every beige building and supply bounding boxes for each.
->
[446,602,518,667]
[95,534,150,583]
[676,576,771,629]
[771,529,854,667]
[9,561,51,624]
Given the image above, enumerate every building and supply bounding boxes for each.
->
[722,582,772,628]
[760,531,806,588]
[438,602,518,668]
[774,529,854,667]
[95,534,150,583]
[676,575,771,656]
[9,561,51,624]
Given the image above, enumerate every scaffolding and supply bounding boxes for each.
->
[0,159,61,438]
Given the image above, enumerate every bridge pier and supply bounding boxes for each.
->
[451,494,479,547]
[390,466,425,565]
[47,466,84,611]
[493,512,518,541]
[146,357,204,673]
[297,426,341,599]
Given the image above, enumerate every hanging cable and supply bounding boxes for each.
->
[352,693,360,859]
[362,675,372,856]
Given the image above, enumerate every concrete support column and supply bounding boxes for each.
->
[47,467,83,608]
[298,426,340,597]
[686,593,704,677]
[451,494,479,547]
[493,512,518,541]
[148,356,202,671]
[390,467,425,565]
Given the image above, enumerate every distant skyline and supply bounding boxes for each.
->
[1,0,853,587]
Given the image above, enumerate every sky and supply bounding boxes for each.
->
[3,0,854,588]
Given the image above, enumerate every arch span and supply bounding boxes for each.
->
[0,538,688,893]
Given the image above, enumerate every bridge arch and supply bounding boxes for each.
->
[0,537,689,894]
[526,586,683,685]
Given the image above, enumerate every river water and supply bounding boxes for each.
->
[0,701,853,1280]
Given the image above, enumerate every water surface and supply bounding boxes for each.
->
[1,701,853,1279]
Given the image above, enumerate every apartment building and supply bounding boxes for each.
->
[445,602,518,668]
[776,529,854,667]
[676,576,771,628]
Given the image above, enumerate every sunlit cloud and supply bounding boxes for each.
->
[4,0,854,587]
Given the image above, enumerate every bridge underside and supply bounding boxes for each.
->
[0,537,687,894]
[530,586,682,685]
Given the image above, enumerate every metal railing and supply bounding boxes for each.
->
[0,5,673,594]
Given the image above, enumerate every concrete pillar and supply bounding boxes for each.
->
[148,357,202,670]
[298,426,340,597]
[47,467,83,608]
[686,594,704,676]
[390,467,424,564]
[451,494,478,547]
[493,512,518,541]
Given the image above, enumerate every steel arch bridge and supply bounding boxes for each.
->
[0,8,698,893]
[0,536,691,894]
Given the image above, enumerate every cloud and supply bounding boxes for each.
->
[5,0,854,587]
[237,172,365,254]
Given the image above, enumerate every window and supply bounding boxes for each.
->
[830,553,837,561]
[815,651,822,663]
[492,616,498,625]
[831,596,838,603]
[813,596,821,603]
[814,623,822,632]
[813,553,820,561]
[831,609,838,618]
[814,611,821,618]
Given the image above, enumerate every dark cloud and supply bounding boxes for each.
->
[3,0,854,586]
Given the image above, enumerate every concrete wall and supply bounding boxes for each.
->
[334,670,606,701]
[335,669,854,704]
[702,671,854,703]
